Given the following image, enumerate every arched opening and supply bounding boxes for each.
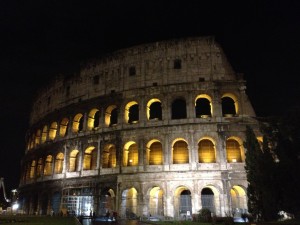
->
[54,152,64,174]
[148,141,163,165]
[198,139,216,163]
[174,187,192,219]
[83,147,97,170]
[149,187,164,217]
[87,108,100,130]
[171,98,187,119]
[44,155,53,176]
[221,94,238,116]
[69,150,79,172]
[120,188,138,219]
[201,188,215,214]
[36,158,43,178]
[41,125,48,143]
[30,160,36,179]
[59,118,69,137]
[102,144,117,168]
[123,142,138,167]
[35,129,41,146]
[226,138,243,162]
[173,140,189,164]
[98,188,116,216]
[230,185,247,216]
[49,122,58,140]
[147,99,162,120]
[72,113,84,133]
[105,105,118,127]
[195,95,212,118]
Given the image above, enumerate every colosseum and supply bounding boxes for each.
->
[19,36,259,220]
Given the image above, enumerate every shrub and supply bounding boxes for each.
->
[197,208,211,222]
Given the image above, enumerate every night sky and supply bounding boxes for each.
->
[0,0,299,197]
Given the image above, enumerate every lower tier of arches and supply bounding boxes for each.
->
[18,171,248,220]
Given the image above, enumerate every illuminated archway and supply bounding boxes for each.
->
[59,118,69,137]
[226,137,244,162]
[146,98,162,120]
[198,138,216,163]
[195,94,213,118]
[123,142,138,166]
[44,155,53,176]
[35,129,41,146]
[146,140,163,165]
[72,113,84,133]
[174,186,192,219]
[125,101,139,124]
[102,144,117,168]
[69,150,79,172]
[105,105,118,127]
[221,93,239,116]
[30,160,36,179]
[49,122,58,140]
[230,185,247,215]
[87,108,100,130]
[149,186,164,216]
[41,125,48,143]
[54,152,64,174]
[98,188,116,216]
[83,146,97,170]
[172,139,189,164]
[120,187,138,218]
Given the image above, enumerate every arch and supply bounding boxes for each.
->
[72,113,84,133]
[44,155,53,176]
[172,139,189,164]
[41,125,48,144]
[105,105,118,127]
[147,98,162,120]
[83,146,97,170]
[54,152,64,174]
[59,117,69,137]
[30,160,36,179]
[102,144,117,168]
[125,101,139,124]
[87,108,100,130]
[226,137,244,162]
[98,188,116,216]
[123,141,138,167]
[174,186,192,219]
[69,150,79,172]
[49,122,58,140]
[36,158,43,177]
[195,94,213,118]
[198,138,216,163]
[149,186,164,217]
[146,140,163,165]
[35,129,41,146]
[120,187,138,219]
[200,185,220,215]
[201,188,215,213]
[221,93,239,116]
[230,185,247,215]
[171,98,187,119]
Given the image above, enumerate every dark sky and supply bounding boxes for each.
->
[0,0,299,196]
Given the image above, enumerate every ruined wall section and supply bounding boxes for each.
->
[30,36,237,125]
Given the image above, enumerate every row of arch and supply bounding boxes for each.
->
[27,93,239,151]
[20,184,247,218]
[23,137,245,181]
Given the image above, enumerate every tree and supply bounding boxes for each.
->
[244,125,279,221]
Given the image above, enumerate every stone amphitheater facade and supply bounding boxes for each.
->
[19,36,259,219]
